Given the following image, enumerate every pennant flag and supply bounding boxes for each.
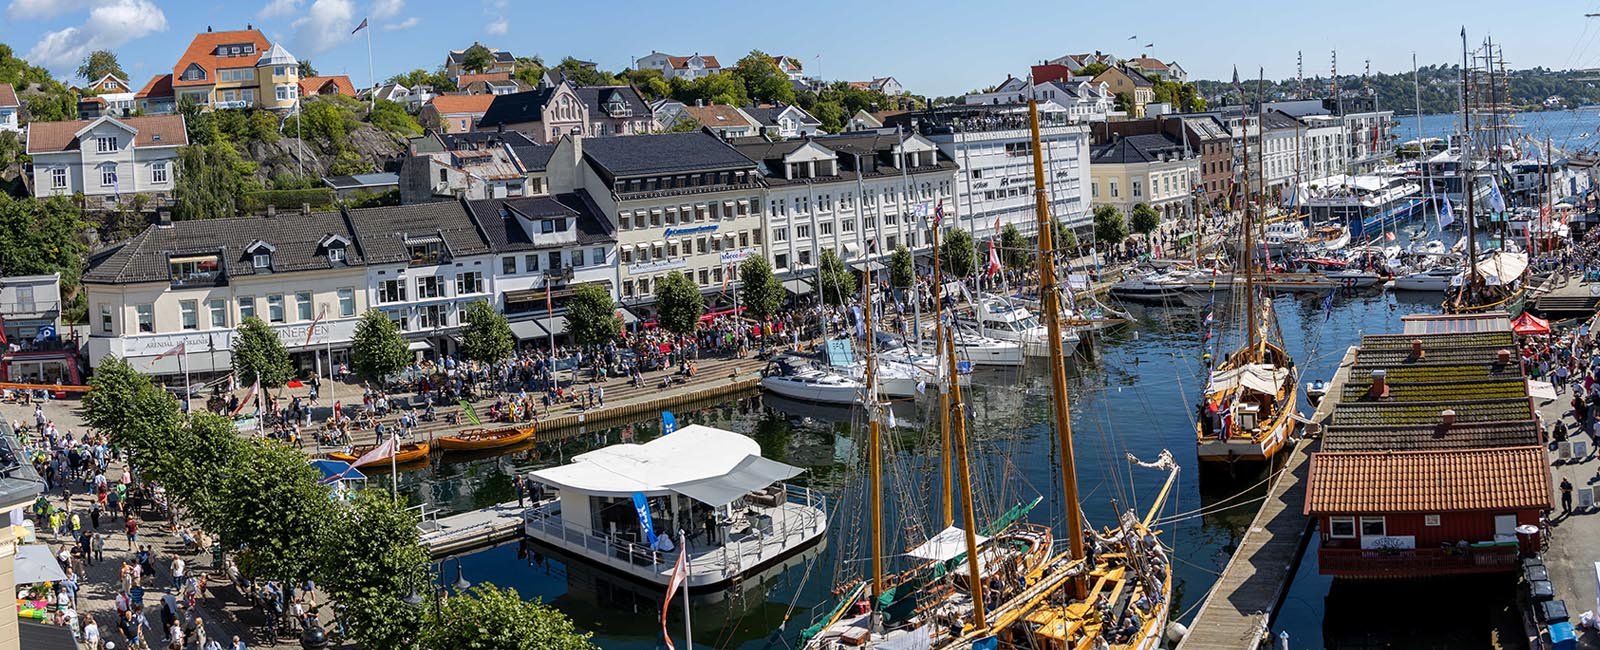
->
[351,17,368,33]
[885,408,897,429]
[631,492,658,545]
[1321,291,1335,322]
[932,200,944,228]
[348,433,396,469]
[661,545,689,650]
[851,305,866,339]
[304,305,328,346]
[661,410,677,435]
[229,380,260,417]
[1437,198,1456,230]
[153,341,186,362]
[1203,311,1214,325]
[1384,230,1396,242]
[984,239,1002,277]
[915,380,927,395]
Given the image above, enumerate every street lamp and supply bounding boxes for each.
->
[452,559,471,593]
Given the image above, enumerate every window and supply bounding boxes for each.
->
[96,136,117,153]
[698,269,710,285]
[238,296,255,320]
[526,253,540,272]
[136,304,154,333]
[267,295,285,323]
[100,165,117,187]
[253,253,271,269]
[296,292,313,321]
[100,305,113,333]
[795,224,811,239]
[820,222,833,236]
[1131,180,1142,198]
[209,299,226,328]
[416,276,442,299]
[1359,516,1386,538]
[548,251,561,271]
[180,300,198,330]
[1424,514,1441,527]
[408,241,443,265]
[622,280,635,298]
[502,257,516,274]
[378,280,406,303]
[773,227,787,242]
[420,304,448,329]
[799,250,811,266]
[1329,516,1355,539]
[1109,180,1119,198]
[327,245,345,264]
[151,161,168,184]
[456,271,483,295]
[591,248,604,266]
[620,212,632,230]
[775,253,788,269]
[51,168,66,189]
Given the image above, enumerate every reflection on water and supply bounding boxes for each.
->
[415,290,1441,649]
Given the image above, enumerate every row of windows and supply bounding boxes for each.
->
[618,232,758,266]
[770,231,927,271]
[500,248,607,275]
[109,289,358,334]
[621,266,735,299]
[616,170,753,194]
[376,272,487,304]
[767,183,952,218]
[51,162,168,189]
[617,199,754,230]
[217,68,255,83]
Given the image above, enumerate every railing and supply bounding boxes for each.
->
[1319,544,1520,576]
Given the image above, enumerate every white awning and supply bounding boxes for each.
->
[1207,364,1288,396]
[14,544,65,584]
[407,340,432,352]
[667,454,803,507]
[543,315,568,336]
[1475,251,1528,286]
[508,319,547,340]
[784,278,815,296]
[530,425,777,498]
[907,526,990,563]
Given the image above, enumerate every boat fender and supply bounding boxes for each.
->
[1165,621,1190,643]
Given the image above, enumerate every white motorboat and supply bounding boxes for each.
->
[846,357,959,399]
[1264,221,1308,246]
[1391,266,1459,291]
[760,357,863,405]
[1322,268,1385,288]
[968,298,1078,357]
[1109,268,1190,301]
[1406,239,1447,256]
[951,329,1025,367]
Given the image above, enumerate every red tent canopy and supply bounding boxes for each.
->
[1511,312,1550,336]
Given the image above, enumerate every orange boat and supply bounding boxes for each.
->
[438,424,536,452]
[327,442,431,468]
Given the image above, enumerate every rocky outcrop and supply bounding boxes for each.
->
[244,123,409,182]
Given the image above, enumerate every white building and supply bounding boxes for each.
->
[467,195,618,345]
[635,52,722,81]
[733,132,958,288]
[741,104,823,140]
[905,104,1093,237]
[26,115,187,210]
[964,77,1112,123]
[0,84,18,133]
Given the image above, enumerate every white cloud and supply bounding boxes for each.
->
[291,0,357,56]
[6,0,90,21]
[25,0,167,76]
[485,18,508,35]
[258,0,301,19]
[482,0,508,36]
[382,16,419,31]
[370,0,402,19]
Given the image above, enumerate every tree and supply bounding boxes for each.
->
[197,439,333,585]
[351,309,410,382]
[174,143,249,219]
[82,356,183,459]
[1078,62,1110,77]
[419,584,596,650]
[940,229,977,279]
[460,300,514,364]
[999,223,1028,269]
[888,246,914,292]
[654,271,704,335]
[76,50,125,83]
[811,101,845,133]
[511,56,548,88]
[387,68,456,93]
[620,68,670,101]
[317,491,429,650]
[461,43,495,74]
[738,256,784,321]
[0,195,88,288]
[670,71,750,107]
[565,283,620,347]
[299,59,318,78]
[553,57,622,86]
[1113,92,1134,114]
[1050,217,1079,253]
[732,50,795,105]
[160,413,245,518]
[664,116,701,133]
[1093,204,1129,245]
[817,249,856,306]
[232,316,292,389]
[1131,203,1161,235]
[367,99,423,137]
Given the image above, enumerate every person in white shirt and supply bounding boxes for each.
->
[82,617,101,647]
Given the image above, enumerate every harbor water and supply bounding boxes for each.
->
[1394,109,1600,154]
[399,286,1467,649]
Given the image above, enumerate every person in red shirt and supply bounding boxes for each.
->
[125,517,138,547]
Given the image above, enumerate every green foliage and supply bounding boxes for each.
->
[351,309,410,381]
[460,300,515,364]
[316,491,428,650]
[284,96,362,154]
[733,50,795,105]
[240,188,336,213]
[82,356,183,458]
[622,69,671,101]
[810,101,845,133]
[512,56,548,88]
[1149,77,1206,113]
[1050,217,1078,252]
[940,228,977,278]
[1113,92,1134,114]
[160,413,245,518]
[664,116,702,133]
[1078,63,1110,77]
[76,50,125,84]
[420,584,597,650]
[654,271,704,335]
[388,68,457,93]
[999,223,1028,269]
[0,130,25,171]
[565,283,619,346]
[368,99,423,137]
[1130,203,1161,235]
[461,43,496,74]
[1093,204,1128,245]
[817,249,856,306]
[554,57,623,86]
[0,195,87,288]
[186,107,281,147]
[669,72,750,107]
[0,44,75,123]
[889,246,914,289]
[232,316,293,388]
[175,143,251,219]
[299,59,318,78]
[270,174,319,190]
[328,150,375,176]
[738,256,784,321]
[345,188,401,208]
[199,438,332,584]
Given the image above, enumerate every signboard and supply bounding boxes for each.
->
[117,317,357,358]
[718,248,758,265]
[663,224,719,238]
[628,259,688,274]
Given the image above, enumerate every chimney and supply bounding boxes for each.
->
[156,210,173,228]
[247,23,252,30]
[301,202,311,216]
[207,26,212,32]
[266,204,276,218]
[695,99,704,107]
[1410,338,1425,359]
[1498,349,1512,364]
[1440,409,1456,429]
[1366,369,1389,399]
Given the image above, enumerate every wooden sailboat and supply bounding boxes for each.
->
[327,442,430,468]
[437,423,536,452]
[1194,72,1299,464]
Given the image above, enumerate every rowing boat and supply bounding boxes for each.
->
[327,442,431,467]
[438,424,536,452]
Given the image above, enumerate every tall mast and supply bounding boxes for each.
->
[932,203,953,529]
[1460,27,1479,299]
[1241,78,1259,358]
[863,240,884,601]
[1027,99,1085,597]
[944,327,986,631]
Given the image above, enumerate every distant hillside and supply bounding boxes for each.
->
[1192,65,1600,114]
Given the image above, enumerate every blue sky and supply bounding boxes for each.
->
[5,0,1600,96]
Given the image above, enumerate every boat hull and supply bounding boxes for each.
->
[438,426,536,452]
[1196,394,1298,463]
[327,443,431,468]
[760,375,860,405]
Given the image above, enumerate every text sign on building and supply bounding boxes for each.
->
[628,259,689,274]
[718,248,758,265]
[662,224,719,238]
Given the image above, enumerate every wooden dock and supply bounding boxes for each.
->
[418,499,531,557]
[1177,346,1356,650]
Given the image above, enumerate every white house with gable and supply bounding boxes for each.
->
[26,114,188,209]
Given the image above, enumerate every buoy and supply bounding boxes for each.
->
[1166,621,1190,643]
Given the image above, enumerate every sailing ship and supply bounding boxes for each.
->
[1194,77,1300,465]
[802,100,1179,650]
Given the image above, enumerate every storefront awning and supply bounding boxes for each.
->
[407,340,432,352]
[618,307,640,324]
[666,454,803,507]
[509,319,548,340]
[784,278,815,296]
[14,544,65,584]
[850,260,887,272]
[542,315,568,336]
[504,288,543,304]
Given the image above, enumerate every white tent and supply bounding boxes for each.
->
[1206,364,1288,396]
[14,545,65,584]
[529,425,802,505]
[907,526,990,563]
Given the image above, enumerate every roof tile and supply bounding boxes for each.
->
[1305,446,1551,514]
[25,115,189,154]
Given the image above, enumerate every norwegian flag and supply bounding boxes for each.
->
[932,200,944,228]
[153,341,186,362]
[305,305,328,346]
[229,379,260,416]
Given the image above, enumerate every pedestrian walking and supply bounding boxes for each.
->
[1562,477,1575,514]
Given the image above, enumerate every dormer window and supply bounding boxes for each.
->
[180,63,207,82]
[405,236,445,265]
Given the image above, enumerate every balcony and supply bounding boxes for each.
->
[1319,544,1520,578]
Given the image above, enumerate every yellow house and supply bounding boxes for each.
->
[1091,65,1155,118]
[159,28,301,111]
[1088,132,1199,225]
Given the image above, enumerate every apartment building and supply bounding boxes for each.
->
[1089,132,1200,223]
[135,28,302,113]
[467,195,617,345]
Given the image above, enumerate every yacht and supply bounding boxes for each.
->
[760,357,863,405]
[1109,267,1191,302]
[967,298,1078,356]
[1391,266,1459,291]
[1297,172,1426,240]
[877,331,1023,369]
[1264,220,1308,246]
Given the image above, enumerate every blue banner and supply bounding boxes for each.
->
[631,492,657,545]
[972,636,998,650]
[661,410,677,435]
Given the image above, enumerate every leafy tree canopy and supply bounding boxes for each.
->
[1130,203,1161,235]
[889,246,914,289]
[199,438,333,584]
[0,195,87,287]
[299,59,318,77]
[817,249,856,306]
[460,300,515,364]
[420,584,597,650]
[316,491,429,649]
[565,283,620,347]
[738,256,784,320]
[351,309,410,381]
[1093,204,1129,245]
[654,271,704,335]
[232,316,293,388]
[461,43,496,74]
[77,50,125,84]
[1000,223,1029,269]
[940,228,977,278]
[732,50,795,105]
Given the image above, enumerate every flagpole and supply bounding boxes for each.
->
[365,20,375,109]
[182,344,191,414]
[680,530,692,647]
[390,431,398,496]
